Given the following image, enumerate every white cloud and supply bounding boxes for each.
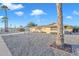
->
[15,11,24,16]
[1,0,79,3]
[0,16,4,19]
[30,9,46,16]
[66,16,72,19]
[73,10,79,16]
[2,3,24,10]
[0,0,57,3]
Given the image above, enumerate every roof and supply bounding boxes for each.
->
[30,23,57,28]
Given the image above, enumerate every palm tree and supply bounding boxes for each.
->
[1,5,9,32]
[55,3,64,48]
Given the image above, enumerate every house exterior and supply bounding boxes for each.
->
[29,23,73,34]
[64,25,73,33]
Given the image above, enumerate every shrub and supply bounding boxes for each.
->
[17,28,25,32]
[50,32,57,34]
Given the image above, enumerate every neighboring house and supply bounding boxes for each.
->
[30,26,41,32]
[72,26,79,32]
[29,23,73,34]
[64,25,73,33]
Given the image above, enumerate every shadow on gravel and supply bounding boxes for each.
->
[71,44,79,56]
[2,33,79,56]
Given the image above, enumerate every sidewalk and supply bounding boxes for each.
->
[0,36,11,56]
[0,32,26,36]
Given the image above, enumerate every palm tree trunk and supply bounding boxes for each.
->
[4,9,8,32]
[55,3,64,47]
[5,19,8,32]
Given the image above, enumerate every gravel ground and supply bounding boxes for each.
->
[2,32,79,56]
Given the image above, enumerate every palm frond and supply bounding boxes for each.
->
[2,16,8,19]
[1,5,9,10]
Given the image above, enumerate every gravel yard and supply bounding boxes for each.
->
[1,32,79,56]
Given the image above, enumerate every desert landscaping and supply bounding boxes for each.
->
[0,32,79,56]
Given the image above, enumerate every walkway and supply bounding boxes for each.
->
[0,36,11,56]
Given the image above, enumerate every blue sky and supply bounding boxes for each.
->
[0,3,79,28]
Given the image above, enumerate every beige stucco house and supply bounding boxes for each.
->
[29,23,73,34]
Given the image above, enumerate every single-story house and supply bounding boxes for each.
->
[29,23,73,34]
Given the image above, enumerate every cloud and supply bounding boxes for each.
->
[15,11,24,16]
[2,3,24,10]
[0,0,54,3]
[66,16,72,19]
[0,16,4,19]
[30,9,46,16]
[73,10,79,16]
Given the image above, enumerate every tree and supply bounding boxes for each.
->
[27,22,37,27]
[17,25,25,32]
[1,5,9,32]
[55,3,64,47]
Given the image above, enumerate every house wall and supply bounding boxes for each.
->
[30,27,58,33]
[41,27,51,33]
[29,26,73,34]
[30,27,37,32]
[65,28,73,32]
[30,27,41,32]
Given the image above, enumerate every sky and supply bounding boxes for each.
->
[0,3,79,28]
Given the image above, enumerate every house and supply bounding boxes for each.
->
[69,26,79,33]
[64,25,73,33]
[29,23,73,34]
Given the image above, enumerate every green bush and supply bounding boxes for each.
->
[50,32,57,34]
[17,28,25,32]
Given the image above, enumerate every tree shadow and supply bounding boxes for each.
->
[71,44,79,55]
